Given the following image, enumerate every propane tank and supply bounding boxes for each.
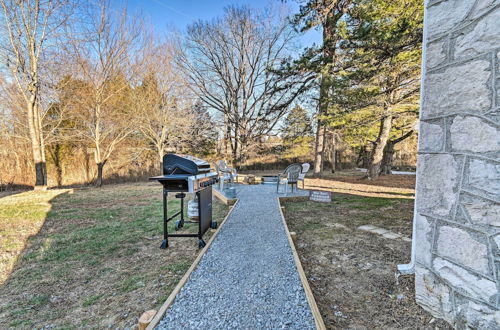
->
[187,194,199,222]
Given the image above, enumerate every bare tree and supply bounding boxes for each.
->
[177,5,308,167]
[66,0,140,186]
[0,0,72,189]
[133,38,195,169]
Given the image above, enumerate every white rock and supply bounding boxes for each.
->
[426,40,447,68]
[416,154,458,217]
[415,213,433,266]
[370,227,389,234]
[454,9,500,58]
[456,300,500,329]
[463,201,500,227]
[415,266,454,323]
[357,225,376,231]
[436,226,490,274]
[467,158,500,195]
[382,232,402,239]
[427,1,473,36]
[433,257,496,303]
[450,116,500,153]
[423,60,491,116]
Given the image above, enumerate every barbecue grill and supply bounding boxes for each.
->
[150,154,219,249]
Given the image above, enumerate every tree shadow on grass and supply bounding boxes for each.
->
[0,189,71,286]
[0,183,228,328]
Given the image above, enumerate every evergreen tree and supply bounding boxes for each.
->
[331,0,423,178]
[280,105,314,160]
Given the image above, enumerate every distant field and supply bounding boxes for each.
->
[0,182,229,328]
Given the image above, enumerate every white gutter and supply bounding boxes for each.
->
[397,0,429,275]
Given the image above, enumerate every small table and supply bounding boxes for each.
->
[261,175,279,184]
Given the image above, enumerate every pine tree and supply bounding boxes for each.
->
[333,0,423,178]
[280,105,314,161]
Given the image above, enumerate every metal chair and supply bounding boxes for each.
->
[277,163,302,195]
[298,163,310,189]
[216,160,237,190]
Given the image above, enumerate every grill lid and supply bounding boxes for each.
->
[163,153,211,175]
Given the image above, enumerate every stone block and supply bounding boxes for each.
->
[416,154,459,217]
[419,121,444,151]
[427,1,473,36]
[382,232,402,239]
[433,257,496,303]
[494,235,500,250]
[462,199,500,227]
[436,226,490,274]
[456,300,500,330]
[467,158,500,196]
[415,213,433,266]
[370,227,389,235]
[450,116,500,153]
[358,225,376,231]
[454,9,500,58]
[469,0,498,20]
[423,60,491,116]
[415,266,454,323]
[426,40,447,69]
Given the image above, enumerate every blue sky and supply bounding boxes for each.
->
[124,0,321,48]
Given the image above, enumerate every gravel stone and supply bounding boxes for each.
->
[156,184,315,329]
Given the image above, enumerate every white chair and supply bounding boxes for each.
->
[277,164,302,195]
[216,160,237,190]
[298,163,310,189]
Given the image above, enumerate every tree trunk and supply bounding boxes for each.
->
[49,144,63,187]
[84,149,91,183]
[158,146,164,172]
[381,142,395,175]
[231,123,239,168]
[356,146,370,168]
[27,100,47,190]
[381,130,414,175]
[313,122,325,176]
[367,115,392,179]
[96,161,106,187]
[224,114,229,160]
[330,133,336,173]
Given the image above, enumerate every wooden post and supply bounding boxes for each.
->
[139,310,157,330]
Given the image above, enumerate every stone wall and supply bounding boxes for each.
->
[415,0,500,328]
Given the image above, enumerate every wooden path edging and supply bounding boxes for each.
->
[212,186,237,205]
[145,200,239,330]
[277,197,327,330]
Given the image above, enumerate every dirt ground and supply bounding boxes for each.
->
[283,172,452,330]
[0,182,229,328]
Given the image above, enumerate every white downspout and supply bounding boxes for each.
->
[397,0,429,275]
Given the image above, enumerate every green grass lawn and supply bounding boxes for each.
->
[0,182,229,329]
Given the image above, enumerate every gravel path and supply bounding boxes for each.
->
[156,184,315,329]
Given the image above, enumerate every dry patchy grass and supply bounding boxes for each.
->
[0,182,229,328]
[282,174,451,329]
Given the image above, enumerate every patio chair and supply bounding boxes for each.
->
[298,163,310,189]
[276,163,302,195]
[216,160,238,190]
